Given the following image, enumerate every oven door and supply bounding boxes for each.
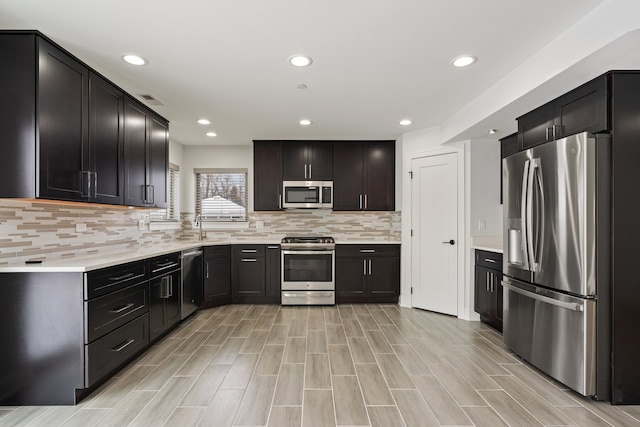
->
[281,250,334,290]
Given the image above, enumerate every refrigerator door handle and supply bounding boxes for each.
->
[520,159,531,270]
[531,158,545,272]
[502,280,583,312]
[525,159,539,272]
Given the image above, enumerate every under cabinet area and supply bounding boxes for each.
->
[474,250,503,332]
[335,244,400,303]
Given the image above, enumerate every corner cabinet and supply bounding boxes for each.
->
[335,244,400,303]
[333,141,395,211]
[124,97,169,208]
[253,140,283,211]
[0,30,166,207]
[474,250,503,332]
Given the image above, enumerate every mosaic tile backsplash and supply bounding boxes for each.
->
[0,200,400,265]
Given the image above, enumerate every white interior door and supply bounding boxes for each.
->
[411,152,458,315]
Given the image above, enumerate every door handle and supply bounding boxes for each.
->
[442,240,455,245]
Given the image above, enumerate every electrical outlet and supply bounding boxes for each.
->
[75,223,87,232]
[138,219,146,231]
[256,220,264,229]
[363,222,372,228]
[478,219,486,231]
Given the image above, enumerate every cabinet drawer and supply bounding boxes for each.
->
[85,313,149,387]
[150,252,181,277]
[336,244,400,257]
[85,282,148,343]
[475,250,503,270]
[232,245,265,258]
[205,245,231,258]
[85,260,147,299]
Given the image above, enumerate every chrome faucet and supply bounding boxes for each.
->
[195,214,204,241]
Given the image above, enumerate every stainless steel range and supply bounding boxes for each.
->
[281,236,335,305]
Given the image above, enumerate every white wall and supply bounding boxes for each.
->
[469,139,502,237]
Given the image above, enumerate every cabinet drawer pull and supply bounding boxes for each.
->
[484,258,496,263]
[109,272,135,282]
[359,249,376,253]
[241,259,257,262]
[267,246,279,249]
[110,302,135,314]
[241,249,258,253]
[155,261,176,268]
[111,339,135,352]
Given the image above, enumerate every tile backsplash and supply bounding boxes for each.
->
[0,200,179,265]
[180,210,401,242]
[0,200,400,265]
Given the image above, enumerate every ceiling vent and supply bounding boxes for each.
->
[138,94,164,106]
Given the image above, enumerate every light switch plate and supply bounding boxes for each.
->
[138,219,146,231]
[75,223,87,232]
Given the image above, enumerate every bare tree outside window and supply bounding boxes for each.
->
[195,169,247,221]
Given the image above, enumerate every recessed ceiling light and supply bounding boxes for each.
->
[451,55,477,67]
[206,131,217,137]
[399,119,412,126]
[121,54,148,66]
[488,129,498,134]
[299,119,312,126]
[297,84,308,90]
[289,55,313,67]
[197,119,211,125]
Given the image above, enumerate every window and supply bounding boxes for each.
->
[150,163,180,222]
[195,168,247,221]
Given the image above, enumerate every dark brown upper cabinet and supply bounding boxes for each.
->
[123,97,168,208]
[253,140,283,210]
[333,140,395,211]
[283,141,333,180]
[0,30,166,207]
[518,75,608,149]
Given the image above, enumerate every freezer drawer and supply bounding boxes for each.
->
[502,279,596,396]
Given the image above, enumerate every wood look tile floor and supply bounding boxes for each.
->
[2,304,640,427]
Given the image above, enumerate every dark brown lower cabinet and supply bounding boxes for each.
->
[335,244,400,304]
[474,250,503,332]
[202,245,232,308]
[148,252,181,342]
[231,244,280,304]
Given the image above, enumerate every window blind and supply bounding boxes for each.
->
[195,168,247,221]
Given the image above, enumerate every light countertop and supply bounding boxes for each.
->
[471,236,503,253]
[0,239,401,273]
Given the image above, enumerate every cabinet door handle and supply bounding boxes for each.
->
[111,339,135,352]
[110,302,135,314]
[363,259,367,275]
[241,259,257,262]
[486,271,490,292]
[546,127,552,142]
[364,194,368,210]
[205,261,209,279]
[308,164,312,179]
[168,276,173,297]
[278,194,282,209]
[304,164,308,179]
[93,172,98,198]
[359,194,363,210]
[368,259,372,275]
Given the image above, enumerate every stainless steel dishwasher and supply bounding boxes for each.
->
[181,248,203,319]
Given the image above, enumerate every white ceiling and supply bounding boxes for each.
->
[0,0,615,146]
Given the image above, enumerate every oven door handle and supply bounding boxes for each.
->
[282,250,335,255]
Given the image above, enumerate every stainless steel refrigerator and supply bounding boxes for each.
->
[502,131,610,398]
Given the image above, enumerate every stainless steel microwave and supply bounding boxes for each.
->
[282,181,333,209]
